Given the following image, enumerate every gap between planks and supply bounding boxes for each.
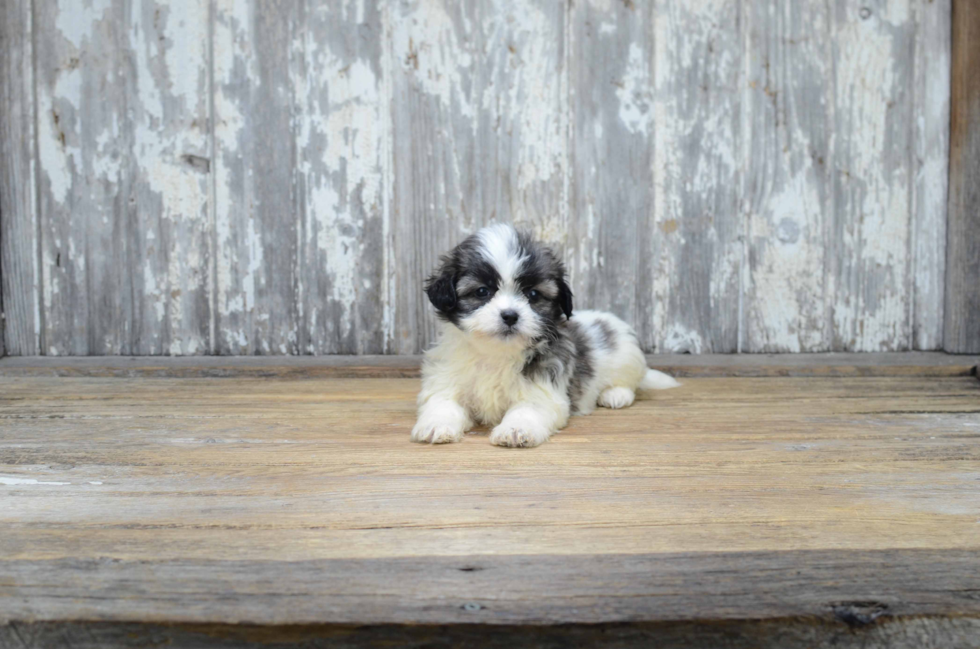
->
[0,352,976,379]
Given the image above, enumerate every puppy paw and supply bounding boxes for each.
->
[598,386,635,409]
[411,420,465,444]
[489,420,550,448]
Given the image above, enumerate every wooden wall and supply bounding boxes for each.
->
[0,0,953,356]
[945,0,980,354]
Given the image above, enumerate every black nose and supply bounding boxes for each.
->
[501,310,519,326]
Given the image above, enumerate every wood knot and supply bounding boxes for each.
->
[181,154,211,173]
[832,601,889,626]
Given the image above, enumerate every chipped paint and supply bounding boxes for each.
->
[616,43,652,136]
[0,477,70,486]
[9,0,949,356]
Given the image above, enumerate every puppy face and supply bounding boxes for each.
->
[425,224,573,344]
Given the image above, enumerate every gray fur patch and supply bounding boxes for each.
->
[592,319,616,350]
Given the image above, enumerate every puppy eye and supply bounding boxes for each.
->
[527,289,540,301]
[476,287,490,298]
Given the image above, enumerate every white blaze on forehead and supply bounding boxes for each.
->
[477,224,526,286]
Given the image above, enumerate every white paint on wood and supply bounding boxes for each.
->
[911,0,950,350]
[0,477,70,486]
[744,0,833,353]
[296,0,388,354]
[2,0,953,355]
[33,0,211,355]
[650,0,742,353]
[830,0,915,351]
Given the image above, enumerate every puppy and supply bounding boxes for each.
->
[412,224,679,448]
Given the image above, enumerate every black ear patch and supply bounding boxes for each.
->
[557,277,573,320]
[425,273,457,313]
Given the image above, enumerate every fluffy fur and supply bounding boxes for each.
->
[412,224,679,448]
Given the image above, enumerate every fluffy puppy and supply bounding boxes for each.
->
[412,224,679,448]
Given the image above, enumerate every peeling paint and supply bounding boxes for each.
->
[0,477,70,486]
[13,0,948,356]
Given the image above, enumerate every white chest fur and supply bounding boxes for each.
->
[420,327,537,425]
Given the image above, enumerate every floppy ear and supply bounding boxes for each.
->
[425,267,457,314]
[557,277,573,320]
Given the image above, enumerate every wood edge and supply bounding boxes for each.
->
[3,549,979,627]
[2,616,979,649]
[0,353,977,378]
[944,0,980,353]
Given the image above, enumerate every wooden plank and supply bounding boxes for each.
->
[0,352,976,378]
[945,0,980,353]
[567,0,653,345]
[212,1,300,354]
[911,0,951,351]
[744,0,932,353]
[296,0,388,354]
[33,0,212,355]
[2,551,979,626]
[388,0,568,354]
[0,376,978,560]
[2,617,979,649]
[650,0,742,353]
[830,0,916,351]
[743,0,834,352]
[0,374,979,639]
[0,0,39,356]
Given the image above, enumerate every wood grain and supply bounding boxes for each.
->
[0,352,976,379]
[830,0,916,352]
[945,0,980,353]
[650,0,742,353]
[0,0,956,356]
[743,0,944,353]
[0,376,977,560]
[568,0,652,346]
[744,0,833,352]
[296,0,388,355]
[33,0,212,355]
[0,0,38,356]
[2,551,979,625]
[912,0,951,351]
[211,0,300,355]
[0,373,978,639]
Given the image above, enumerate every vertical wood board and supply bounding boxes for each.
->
[33,0,212,355]
[911,0,950,350]
[744,0,834,352]
[0,0,39,355]
[829,0,915,351]
[212,0,300,355]
[945,0,980,353]
[568,0,654,347]
[650,0,742,353]
[0,0,953,355]
[296,0,388,355]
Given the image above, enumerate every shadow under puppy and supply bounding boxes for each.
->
[413,224,679,448]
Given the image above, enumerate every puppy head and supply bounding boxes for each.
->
[425,224,572,344]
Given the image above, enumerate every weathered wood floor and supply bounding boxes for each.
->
[1,356,979,648]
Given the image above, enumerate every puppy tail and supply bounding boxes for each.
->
[639,368,681,390]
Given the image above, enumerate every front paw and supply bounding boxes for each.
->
[489,419,551,448]
[411,420,465,444]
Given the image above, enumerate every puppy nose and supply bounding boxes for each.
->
[501,310,519,326]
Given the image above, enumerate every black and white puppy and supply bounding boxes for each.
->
[412,224,679,448]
